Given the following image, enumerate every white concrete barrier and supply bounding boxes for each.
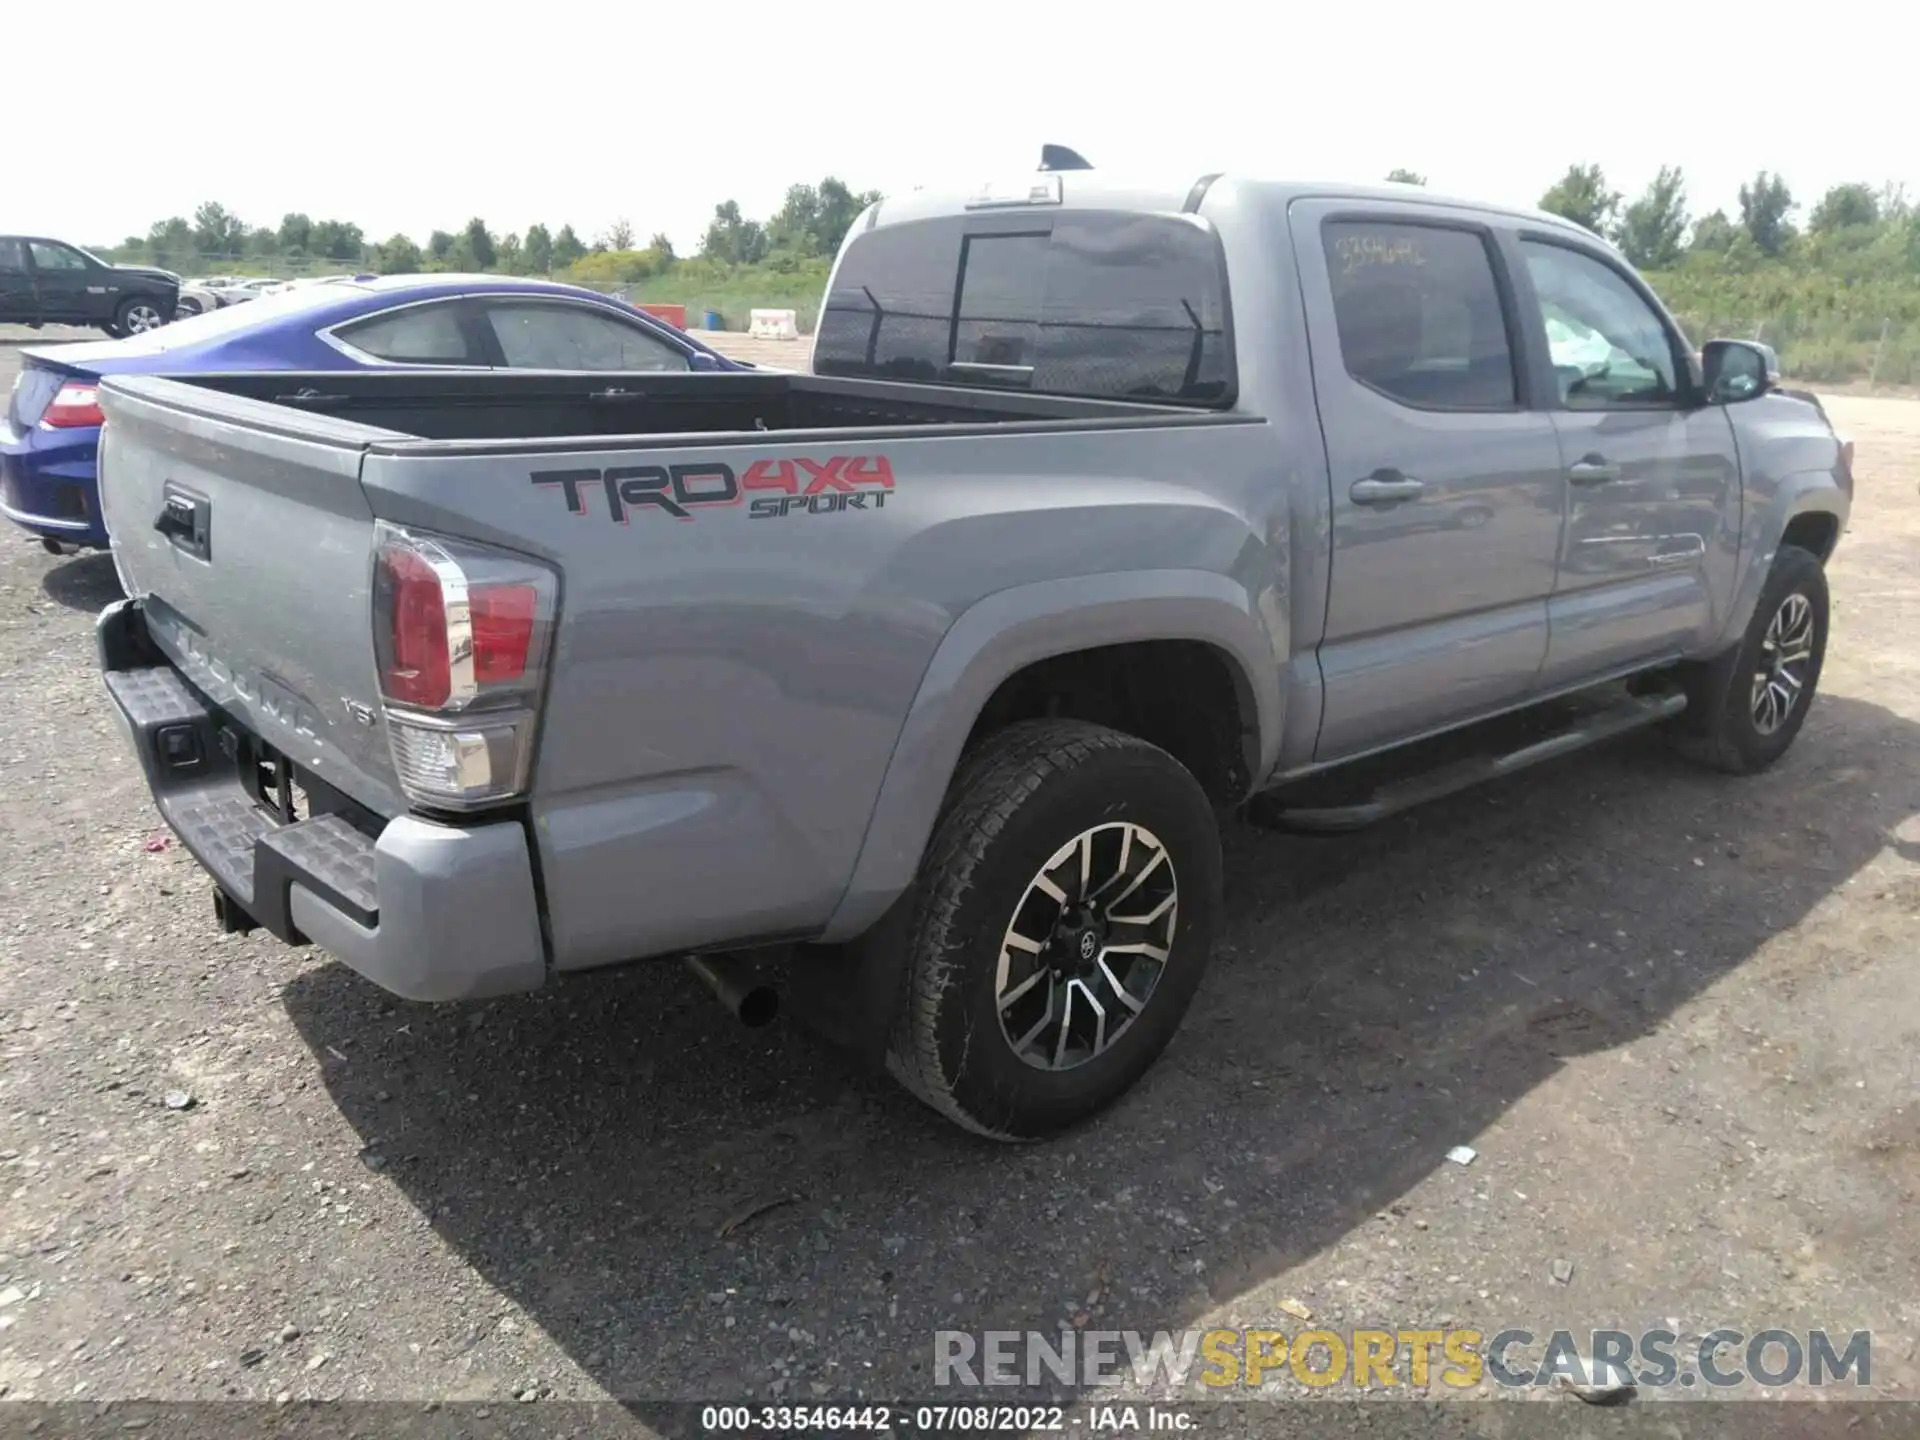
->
[749,308,801,341]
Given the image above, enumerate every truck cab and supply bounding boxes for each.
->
[813,170,1847,777]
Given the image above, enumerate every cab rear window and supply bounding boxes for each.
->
[814,211,1234,406]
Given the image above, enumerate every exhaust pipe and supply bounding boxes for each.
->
[41,538,74,557]
[685,953,780,1028]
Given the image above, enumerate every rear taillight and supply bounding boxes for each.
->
[470,584,538,684]
[42,382,105,429]
[378,544,452,707]
[371,523,559,810]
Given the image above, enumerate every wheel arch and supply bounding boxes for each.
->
[1714,472,1850,653]
[820,569,1283,942]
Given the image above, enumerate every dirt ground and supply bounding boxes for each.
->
[2,336,1918,1427]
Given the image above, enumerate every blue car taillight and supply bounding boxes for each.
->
[42,382,105,429]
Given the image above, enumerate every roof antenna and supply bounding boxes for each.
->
[1039,144,1092,172]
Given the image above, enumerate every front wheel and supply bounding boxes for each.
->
[1671,545,1829,774]
[885,720,1222,1140]
[115,297,166,336]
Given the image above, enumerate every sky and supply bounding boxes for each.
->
[16,0,1917,254]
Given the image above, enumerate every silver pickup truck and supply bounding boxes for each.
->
[93,168,1852,1139]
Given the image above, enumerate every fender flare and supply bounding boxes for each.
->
[820,568,1283,941]
[1714,472,1850,651]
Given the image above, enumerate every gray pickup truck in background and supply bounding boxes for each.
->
[92,166,1853,1139]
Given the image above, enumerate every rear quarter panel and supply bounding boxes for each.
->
[361,419,1286,969]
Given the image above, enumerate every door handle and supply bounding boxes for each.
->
[154,500,195,541]
[1349,472,1425,505]
[155,488,211,561]
[1568,456,1622,485]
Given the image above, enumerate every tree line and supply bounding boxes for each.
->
[100,177,883,283]
[1384,164,1917,274]
[1534,165,1913,275]
[118,166,1918,289]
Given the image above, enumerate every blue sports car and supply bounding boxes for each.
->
[2,275,747,550]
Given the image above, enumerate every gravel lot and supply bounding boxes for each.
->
[3,333,1918,1424]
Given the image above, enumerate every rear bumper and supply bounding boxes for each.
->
[1,424,108,547]
[97,597,547,1001]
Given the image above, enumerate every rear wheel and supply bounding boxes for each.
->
[1671,545,1829,774]
[884,720,1222,1140]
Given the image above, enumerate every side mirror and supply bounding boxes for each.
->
[1701,338,1780,405]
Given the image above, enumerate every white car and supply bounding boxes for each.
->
[200,278,271,306]
[173,281,224,318]
[264,274,372,295]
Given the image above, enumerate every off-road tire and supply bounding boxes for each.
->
[1671,544,1829,775]
[884,719,1222,1140]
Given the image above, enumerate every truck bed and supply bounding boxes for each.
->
[94,364,1272,981]
[139,368,1228,446]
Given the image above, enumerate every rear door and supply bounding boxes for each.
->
[1289,200,1567,761]
[26,241,105,323]
[1510,237,1742,685]
[96,377,407,814]
[0,238,35,324]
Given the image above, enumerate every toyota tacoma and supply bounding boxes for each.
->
[90,165,1852,1138]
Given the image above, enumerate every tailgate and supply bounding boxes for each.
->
[97,375,409,816]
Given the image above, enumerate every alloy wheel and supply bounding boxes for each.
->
[1751,591,1815,735]
[994,821,1179,1071]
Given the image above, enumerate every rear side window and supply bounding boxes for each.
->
[814,212,1233,405]
[482,301,688,372]
[334,302,481,365]
[1322,220,1516,410]
[0,239,25,273]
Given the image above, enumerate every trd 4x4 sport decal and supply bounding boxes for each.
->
[531,455,896,523]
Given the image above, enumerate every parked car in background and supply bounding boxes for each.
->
[0,236,179,336]
[2,274,749,550]
[174,281,224,317]
[198,278,269,306]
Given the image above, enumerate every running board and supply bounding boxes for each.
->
[1253,690,1688,833]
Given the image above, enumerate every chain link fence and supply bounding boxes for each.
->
[166,253,369,282]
